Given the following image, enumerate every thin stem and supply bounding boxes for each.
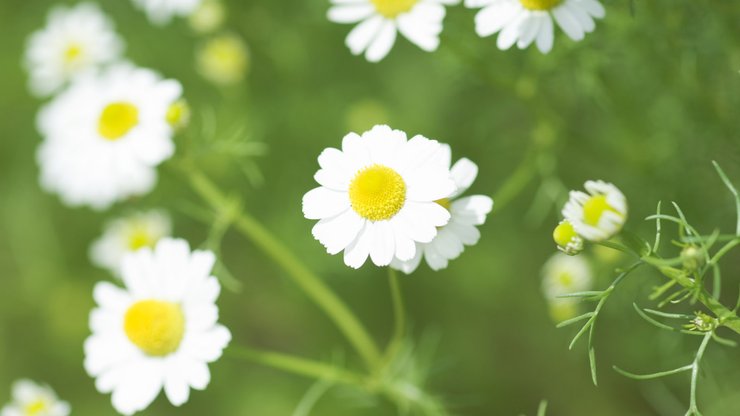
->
[187,169,382,369]
[492,146,539,213]
[687,333,712,415]
[708,238,740,266]
[384,268,406,362]
[228,346,366,387]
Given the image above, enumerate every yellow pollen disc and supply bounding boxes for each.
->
[98,102,139,140]
[558,272,574,288]
[166,99,190,129]
[519,0,562,11]
[127,228,156,251]
[583,194,620,226]
[349,164,406,221]
[63,44,82,64]
[124,300,185,356]
[24,400,47,416]
[435,198,451,211]
[370,0,418,18]
[553,221,577,247]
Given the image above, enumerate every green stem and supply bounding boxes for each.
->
[187,169,382,369]
[708,238,740,266]
[687,333,712,416]
[384,268,406,362]
[228,346,366,387]
[492,146,539,213]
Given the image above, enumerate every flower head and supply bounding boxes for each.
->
[196,34,249,86]
[84,238,231,415]
[36,64,182,210]
[562,180,627,242]
[90,210,172,275]
[0,379,70,416]
[541,252,592,322]
[553,219,584,255]
[392,145,493,273]
[466,0,605,54]
[328,0,459,62]
[303,125,456,269]
[24,2,124,97]
[131,0,202,25]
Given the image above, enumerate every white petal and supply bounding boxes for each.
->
[369,220,395,266]
[391,246,423,274]
[365,20,397,62]
[302,187,351,220]
[553,5,584,41]
[451,195,494,225]
[449,158,478,197]
[328,4,375,23]
[343,222,373,268]
[535,14,554,53]
[346,15,384,56]
[311,209,365,255]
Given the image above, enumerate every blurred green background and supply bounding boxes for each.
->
[1,0,740,415]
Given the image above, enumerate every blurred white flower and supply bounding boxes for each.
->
[84,238,231,415]
[90,210,172,276]
[131,0,202,25]
[562,180,627,242]
[196,34,249,86]
[0,379,70,416]
[36,64,182,210]
[541,252,593,322]
[466,0,605,54]
[188,0,226,34]
[303,125,456,269]
[392,145,493,273]
[24,2,124,97]
[328,0,459,63]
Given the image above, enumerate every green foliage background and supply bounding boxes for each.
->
[1,0,739,415]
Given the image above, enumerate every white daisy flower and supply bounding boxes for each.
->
[84,238,231,415]
[541,252,592,300]
[562,180,627,242]
[328,0,459,63]
[466,0,605,54]
[24,2,124,97]
[131,0,202,25]
[552,219,584,255]
[0,380,70,416]
[302,125,457,269]
[90,210,172,276]
[391,145,493,273]
[36,64,182,210]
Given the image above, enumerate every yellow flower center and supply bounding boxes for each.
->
[583,194,620,226]
[124,300,185,356]
[127,227,156,251]
[553,221,577,247]
[349,164,406,221]
[24,400,47,416]
[98,102,139,141]
[63,44,83,65]
[519,0,562,11]
[370,0,418,18]
[558,272,574,288]
[166,99,190,130]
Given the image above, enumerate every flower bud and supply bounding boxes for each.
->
[553,220,584,256]
[681,245,704,272]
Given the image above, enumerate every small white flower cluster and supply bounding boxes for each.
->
[328,0,606,62]
[1,380,70,416]
[303,125,493,272]
[553,180,627,255]
[26,3,186,210]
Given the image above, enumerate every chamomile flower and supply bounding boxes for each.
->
[84,238,231,415]
[562,180,627,242]
[131,0,202,25]
[196,34,249,86]
[466,0,605,54]
[90,210,172,275]
[328,0,459,63]
[392,145,493,273]
[302,125,456,269]
[36,64,182,210]
[541,252,592,322]
[0,379,70,416]
[24,2,124,97]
